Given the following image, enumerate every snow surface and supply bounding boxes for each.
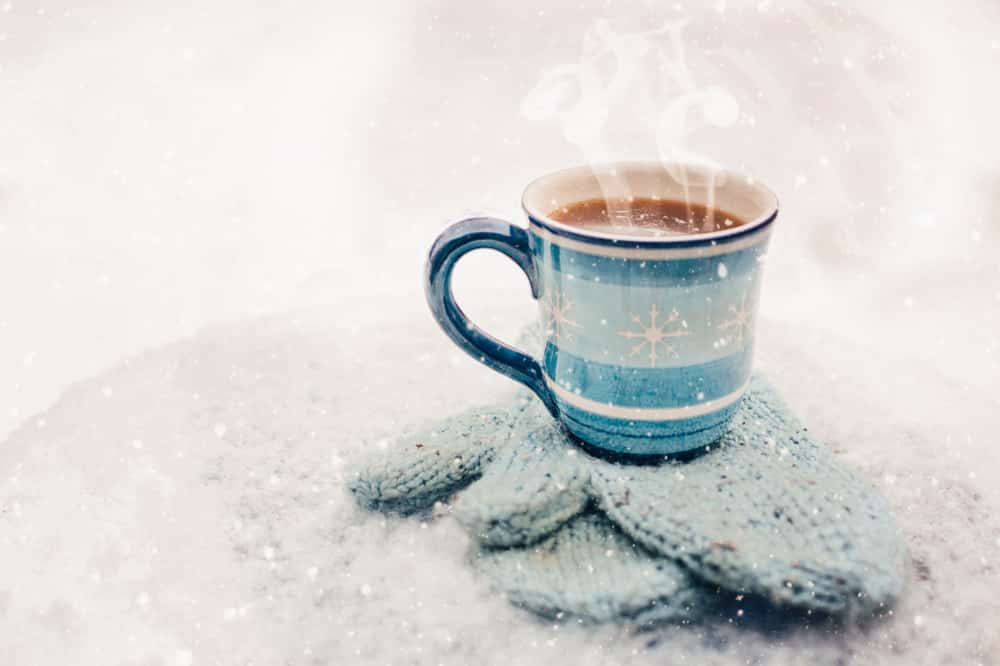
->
[1,308,998,665]
[1,0,999,663]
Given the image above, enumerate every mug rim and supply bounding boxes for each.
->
[521,161,779,248]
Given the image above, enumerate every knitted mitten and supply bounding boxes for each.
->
[350,375,905,621]
[474,513,710,625]
[351,393,716,624]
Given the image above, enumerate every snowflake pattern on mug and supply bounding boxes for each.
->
[542,292,582,343]
[618,304,690,367]
[717,290,752,349]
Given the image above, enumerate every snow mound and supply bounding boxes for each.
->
[0,308,997,665]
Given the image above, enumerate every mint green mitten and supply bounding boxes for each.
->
[350,334,905,623]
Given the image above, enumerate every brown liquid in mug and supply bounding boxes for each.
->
[549,197,749,238]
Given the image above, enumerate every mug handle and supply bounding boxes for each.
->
[425,217,558,416]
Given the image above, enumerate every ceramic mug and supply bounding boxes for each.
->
[425,162,778,456]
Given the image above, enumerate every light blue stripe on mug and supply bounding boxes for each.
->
[532,239,764,287]
[543,343,753,409]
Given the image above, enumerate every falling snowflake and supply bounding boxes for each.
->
[717,290,752,348]
[618,304,690,367]
[542,291,582,343]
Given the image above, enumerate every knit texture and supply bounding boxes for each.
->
[350,394,546,515]
[591,378,905,617]
[349,331,906,622]
[475,513,712,625]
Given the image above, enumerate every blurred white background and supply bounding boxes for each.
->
[2,4,1000,665]
[1,0,999,439]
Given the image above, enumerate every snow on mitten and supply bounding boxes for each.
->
[348,389,545,516]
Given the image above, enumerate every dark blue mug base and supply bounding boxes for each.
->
[556,398,743,457]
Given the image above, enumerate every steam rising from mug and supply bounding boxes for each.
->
[520,19,741,215]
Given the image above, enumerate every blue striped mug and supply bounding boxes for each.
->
[426,162,778,457]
